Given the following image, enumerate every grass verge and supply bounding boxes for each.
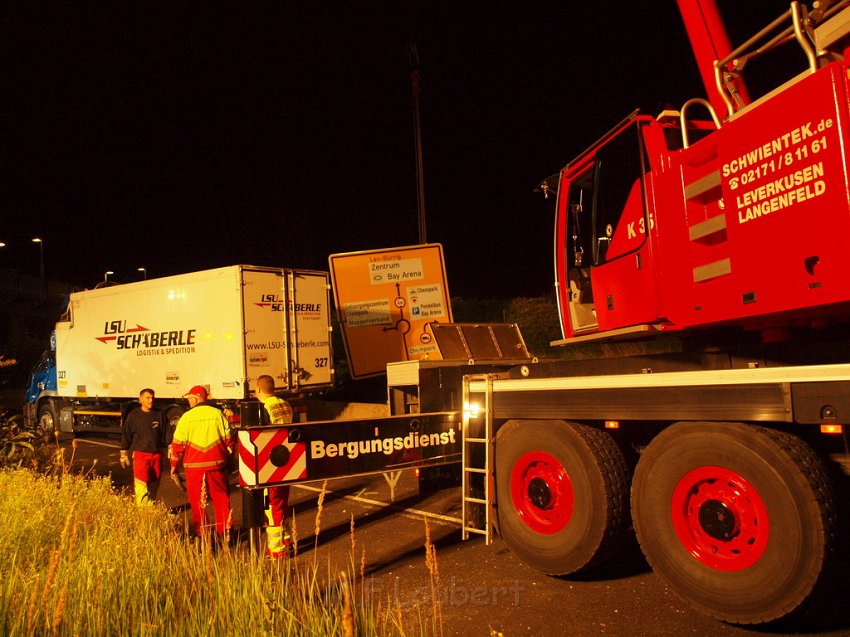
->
[0,468,424,636]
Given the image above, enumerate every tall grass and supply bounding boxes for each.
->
[0,469,426,636]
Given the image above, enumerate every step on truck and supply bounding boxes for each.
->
[24,264,333,434]
[237,2,850,626]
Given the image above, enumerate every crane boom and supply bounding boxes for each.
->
[676,0,751,118]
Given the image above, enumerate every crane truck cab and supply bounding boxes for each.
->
[554,1,850,345]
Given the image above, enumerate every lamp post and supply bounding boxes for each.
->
[32,238,45,296]
[137,267,147,280]
[104,270,114,283]
[407,40,427,244]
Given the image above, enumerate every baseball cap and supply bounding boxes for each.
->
[184,385,208,400]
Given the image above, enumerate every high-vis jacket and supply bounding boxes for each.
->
[170,404,233,471]
[262,395,293,425]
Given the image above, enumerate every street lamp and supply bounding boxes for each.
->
[32,238,45,296]
[137,267,147,280]
[104,270,114,283]
[408,40,427,244]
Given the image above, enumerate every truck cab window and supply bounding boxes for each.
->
[593,123,646,264]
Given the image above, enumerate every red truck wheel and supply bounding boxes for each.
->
[495,419,629,575]
[670,465,769,571]
[509,449,573,534]
[632,421,836,624]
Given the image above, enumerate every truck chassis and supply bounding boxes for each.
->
[238,338,849,625]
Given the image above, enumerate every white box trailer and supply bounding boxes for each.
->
[28,265,333,433]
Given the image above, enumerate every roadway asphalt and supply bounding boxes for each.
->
[57,433,850,637]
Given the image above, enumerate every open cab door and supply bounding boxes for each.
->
[553,114,661,343]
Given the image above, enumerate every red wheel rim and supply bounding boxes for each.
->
[671,466,770,571]
[510,450,573,534]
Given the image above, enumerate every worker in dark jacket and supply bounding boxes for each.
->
[120,388,165,506]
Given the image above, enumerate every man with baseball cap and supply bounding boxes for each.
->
[169,384,234,540]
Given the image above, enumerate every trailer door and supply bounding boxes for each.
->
[242,268,291,395]
[287,270,333,390]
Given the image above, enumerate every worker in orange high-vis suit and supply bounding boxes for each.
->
[169,385,234,539]
[255,374,294,558]
[119,387,165,506]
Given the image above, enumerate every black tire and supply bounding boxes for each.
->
[495,419,630,575]
[36,401,58,437]
[632,421,836,624]
[165,406,184,439]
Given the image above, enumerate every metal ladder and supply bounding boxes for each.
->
[461,374,496,543]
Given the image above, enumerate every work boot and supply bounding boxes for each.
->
[265,531,293,559]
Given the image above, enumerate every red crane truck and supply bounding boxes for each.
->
[237,1,850,624]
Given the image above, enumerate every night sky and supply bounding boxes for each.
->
[3,2,787,298]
